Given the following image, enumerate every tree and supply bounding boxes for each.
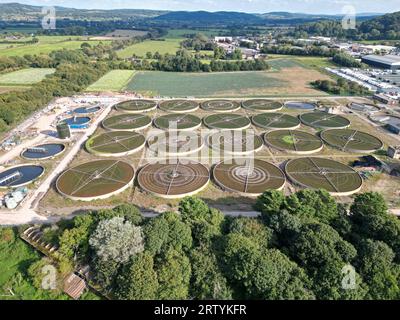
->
[59,214,95,259]
[157,249,191,300]
[356,239,400,300]
[228,217,274,250]
[190,246,232,300]
[214,46,226,60]
[285,189,339,224]
[223,233,314,299]
[350,192,388,219]
[115,252,159,300]
[89,217,144,264]
[143,212,192,254]
[146,51,153,59]
[254,190,286,219]
[179,197,224,245]
[112,204,143,225]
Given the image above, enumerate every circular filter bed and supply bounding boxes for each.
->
[102,114,152,131]
[264,130,323,154]
[242,100,283,112]
[203,114,251,130]
[201,100,241,112]
[252,113,301,130]
[22,143,66,160]
[56,160,134,201]
[154,114,202,131]
[300,112,350,129]
[321,129,383,153]
[74,106,101,115]
[285,101,316,110]
[213,159,286,196]
[208,130,264,155]
[148,132,204,156]
[285,157,363,196]
[159,100,200,113]
[0,165,45,188]
[138,160,210,199]
[86,131,146,157]
[115,100,157,113]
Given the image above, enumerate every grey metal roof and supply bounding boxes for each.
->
[362,55,400,66]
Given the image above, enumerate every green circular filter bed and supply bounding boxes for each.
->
[148,132,204,156]
[201,100,241,112]
[115,100,157,113]
[321,129,383,153]
[86,131,146,157]
[213,159,286,196]
[300,112,350,129]
[252,113,301,130]
[208,130,264,155]
[285,157,363,196]
[102,114,152,131]
[242,100,283,112]
[159,100,200,113]
[203,114,251,130]
[154,114,202,131]
[56,160,135,201]
[264,130,323,154]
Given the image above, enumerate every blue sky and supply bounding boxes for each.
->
[1,0,399,14]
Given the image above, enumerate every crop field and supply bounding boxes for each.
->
[126,69,329,97]
[86,70,136,92]
[117,38,183,58]
[0,68,55,86]
[268,57,336,71]
[0,36,112,57]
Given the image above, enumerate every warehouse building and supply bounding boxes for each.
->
[362,55,400,71]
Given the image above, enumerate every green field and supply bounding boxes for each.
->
[117,38,183,58]
[165,28,226,38]
[0,68,55,86]
[0,36,112,57]
[86,70,136,92]
[268,56,335,70]
[126,71,287,97]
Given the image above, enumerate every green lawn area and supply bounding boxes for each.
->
[0,68,55,86]
[86,70,136,92]
[0,228,100,300]
[117,38,183,58]
[0,36,112,57]
[126,71,287,98]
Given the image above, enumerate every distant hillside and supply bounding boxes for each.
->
[0,2,166,21]
[291,10,400,40]
[152,11,264,25]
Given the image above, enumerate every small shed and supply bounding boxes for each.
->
[64,273,87,300]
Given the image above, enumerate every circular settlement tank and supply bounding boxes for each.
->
[63,116,91,129]
[74,106,101,115]
[0,165,45,188]
[22,143,66,160]
[57,122,71,139]
[285,101,316,110]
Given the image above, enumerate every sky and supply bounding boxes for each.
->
[1,0,399,14]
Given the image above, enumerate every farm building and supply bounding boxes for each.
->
[361,55,400,71]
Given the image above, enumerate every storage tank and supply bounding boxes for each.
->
[57,122,71,140]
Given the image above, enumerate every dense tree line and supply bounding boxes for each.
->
[290,12,400,40]
[312,78,370,96]
[133,49,269,72]
[180,33,215,51]
[261,44,337,57]
[332,53,363,68]
[27,191,400,300]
